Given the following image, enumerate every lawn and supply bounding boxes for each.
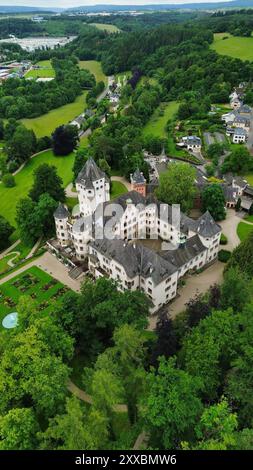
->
[211,33,253,61]
[79,60,107,85]
[0,149,75,227]
[0,241,34,276]
[110,181,128,199]
[245,215,253,223]
[243,173,253,186]
[21,91,88,138]
[90,23,120,33]
[0,266,69,323]
[142,101,180,138]
[25,60,55,79]
[237,221,253,242]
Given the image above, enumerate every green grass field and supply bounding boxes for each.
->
[243,173,253,186]
[0,149,75,228]
[142,101,180,138]
[237,221,253,242]
[21,91,87,138]
[110,181,128,199]
[211,33,253,61]
[90,23,120,33]
[0,266,67,323]
[25,60,55,79]
[79,60,107,84]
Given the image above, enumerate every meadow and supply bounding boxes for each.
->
[21,91,87,138]
[211,33,253,61]
[0,149,75,228]
[25,60,55,79]
[90,23,120,34]
[79,60,107,84]
[237,221,253,242]
[142,101,180,138]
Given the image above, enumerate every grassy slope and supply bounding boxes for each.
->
[237,221,253,242]
[211,33,253,61]
[90,23,120,33]
[110,181,128,199]
[142,101,180,138]
[79,60,107,84]
[243,173,253,186]
[21,91,87,138]
[0,149,75,227]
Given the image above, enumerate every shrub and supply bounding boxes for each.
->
[2,173,15,187]
[218,249,231,263]
[220,233,228,245]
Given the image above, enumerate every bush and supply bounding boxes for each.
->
[220,233,228,245]
[2,173,15,187]
[8,160,19,173]
[218,249,231,263]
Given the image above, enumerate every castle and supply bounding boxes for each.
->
[52,158,221,313]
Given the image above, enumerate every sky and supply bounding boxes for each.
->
[0,0,230,8]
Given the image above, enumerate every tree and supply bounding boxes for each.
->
[201,184,226,221]
[221,267,250,312]
[39,397,108,450]
[227,230,253,278]
[6,125,37,164]
[186,293,211,328]
[0,215,14,251]
[207,143,224,161]
[52,125,79,156]
[156,163,197,214]
[29,164,65,202]
[183,398,238,450]
[150,311,178,367]
[2,173,15,188]
[142,357,203,448]
[222,147,253,174]
[0,408,39,450]
[182,309,239,400]
[72,147,89,182]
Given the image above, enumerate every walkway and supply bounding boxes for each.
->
[67,380,127,413]
[111,175,132,191]
[0,239,20,260]
[65,183,78,198]
[219,208,241,251]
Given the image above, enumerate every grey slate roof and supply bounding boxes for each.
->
[54,203,69,220]
[90,239,177,284]
[160,234,207,269]
[76,157,108,187]
[131,168,146,184]
[238,105,251,114]
[234,127,247,136]
[190,211,221,237]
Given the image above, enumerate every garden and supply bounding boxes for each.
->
[0,266,70,325]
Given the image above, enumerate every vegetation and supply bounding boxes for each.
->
[211,33,253,62]
[202,184,226,221]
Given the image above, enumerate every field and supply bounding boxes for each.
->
[79,60,107,85]
[21,91,87,138]
[237,221,253,242]
[211,33,253,61]
[25,60,55,79]
[0,266,68,324]
[90,23,120,33]
[0,149,75,228]
[142,101,180,138]
[243,173,253,186]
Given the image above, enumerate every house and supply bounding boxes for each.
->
[232,127,247,144]
[222,111,237,123]
[70,114,85,129]
[230,97,242,110]
[181,135,201,151]
[50,158,222,314]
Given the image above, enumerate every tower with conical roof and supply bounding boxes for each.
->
[76,157,110,217]
[54,203,70,247]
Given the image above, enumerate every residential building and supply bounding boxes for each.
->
[181,135,201,150]
[232,127,247,144]
[130,168,147,197]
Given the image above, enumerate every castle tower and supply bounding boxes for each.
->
[76,157,110,217]
[54,203,70,247]
[130,168,147,197]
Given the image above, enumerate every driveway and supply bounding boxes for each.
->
[246,107,253,155]
[219,208,241,251]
